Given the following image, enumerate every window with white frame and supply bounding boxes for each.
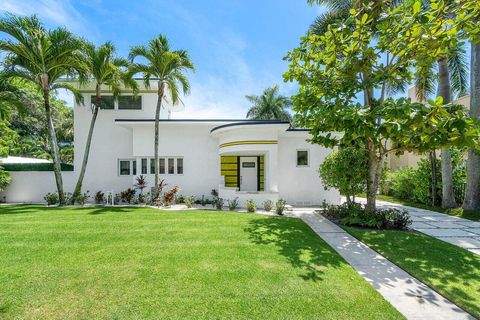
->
[296,150,309,166]
[118,159,136,175]
[143,157,184,175]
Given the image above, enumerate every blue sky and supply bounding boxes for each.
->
[1,0,322,118]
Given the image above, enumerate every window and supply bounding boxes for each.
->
[119,160,131,175]
[141,158,147,174]
[91,95,114,109]
[132,160,137,175]
[150,158,156,174]
[168,158,175,174]
[177,158,183,174]
[159,158,165,174]
[118,96,142,110]
[297,150,309,166]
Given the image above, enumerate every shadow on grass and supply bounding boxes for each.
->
[0,204,53,215]
[244,216,344,282]
[347,227,480,317]
[0,204,132,215]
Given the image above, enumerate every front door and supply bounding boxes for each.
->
[240,157,257,191]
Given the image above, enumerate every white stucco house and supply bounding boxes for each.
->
[1,82,340,206]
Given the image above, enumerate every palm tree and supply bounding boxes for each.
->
[245,85,292,121]
[72,42,138,202]
[0,15,86,205]
[129,35,194,197]
[0,76,26,119]
[463,44,480,210]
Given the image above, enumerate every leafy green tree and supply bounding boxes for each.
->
[245,85,292,121]
[72,42,138,202]
[285,1,480,211]
[0,76,27,119]
[0,15,86,205]
[319,148,367,204]
[129,35,194,197]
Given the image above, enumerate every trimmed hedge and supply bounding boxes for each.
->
[2,163,74,171]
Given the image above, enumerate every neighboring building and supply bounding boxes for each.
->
[1,81,340,206]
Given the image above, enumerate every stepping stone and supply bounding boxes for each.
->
[438,237,480,249]
[416,228,478,237]
[411,222,437,229]
[420,222,466,229]
[455,221,480,228]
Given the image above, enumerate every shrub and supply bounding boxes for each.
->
[213,197,224,210]
[275,199,287,215]
[75,191,90,205]
[319,147,367,203]
[184,195,195,208]
[120,188,136,204]
[335,205,412,230]
[263,200,273,212]
[0,167,11,192]
[227,197,239,211]
[64,192,74,204]
[163,186,180,206]
[44,192,59,206]
[245,200,256,212]
[134,175,148,194]
[323,202,363,220]
[176,195,185,204]
[94,191,105,204]
[388,167,418,202]
[211,189,219,198]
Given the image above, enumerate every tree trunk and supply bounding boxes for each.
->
[43,89,65,205]
[437,57,457,209]
[429,151,437,206]
[153,81,165,199]
[72,86,101,203]
[463,44,480,210]
[366,140,381,212]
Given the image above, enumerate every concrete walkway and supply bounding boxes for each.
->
[288,209,474,320]
[354,198,480,254]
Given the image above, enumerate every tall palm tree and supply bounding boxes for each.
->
[129,35,194,197]
[245,85,292,121]
[463,44,480,210]
[0,15,86,205]
[72,42,138,202]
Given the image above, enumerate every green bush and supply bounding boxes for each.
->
[388,167,418,202]
[245,200,256,213]
[44,192,59,206]
[319,147,367,203]
[0,166,11,192]
[184,195,195,208]
[275,199,287,215]
[263,200,273,212]
[227,197,239,211]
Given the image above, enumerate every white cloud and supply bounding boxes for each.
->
[0,0,97,39]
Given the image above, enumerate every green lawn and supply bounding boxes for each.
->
[0,205,402,320]
[345,227,480,318]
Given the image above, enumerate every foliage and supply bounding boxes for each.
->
[120,188,136,204]
[284,1,480,211]
[163,186,180,206]
[275,199,288,215]
[213,197,225,210]
[245,85,292,121]
[323,202,363,220]
[75,191,90,205]
[227,197,239,211]
[341,207,411,230]
[389,167,419,202]
[43,192,59,206]
[0,166,12,192]
[319,148,367,202]
[94,191,105,204]
[134,175,148,194]
[184,195,195,208]
[245,200,256,213]
[263,200,274,212]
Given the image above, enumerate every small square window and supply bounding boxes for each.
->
[168,158,175,174]
[119,160,131,175]
[141,158,147,174]
[177,158,183,174]
[297,150,309,166]
[159,158,165,174]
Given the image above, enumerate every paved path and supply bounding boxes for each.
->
[354,198,480,254]
[288,209,474,320]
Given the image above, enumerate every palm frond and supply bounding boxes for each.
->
[448,43,469,98]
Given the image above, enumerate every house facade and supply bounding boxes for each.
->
[1,82,340,206]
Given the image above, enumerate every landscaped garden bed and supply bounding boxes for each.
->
[0,205,402,319]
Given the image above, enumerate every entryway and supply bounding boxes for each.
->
[239,156,257,191]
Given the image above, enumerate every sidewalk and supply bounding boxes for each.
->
[289,209,474,320]
[354,198,480,254]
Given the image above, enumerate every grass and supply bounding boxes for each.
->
[345,226,480,318]
[359,194,480,221]
[0,205,403,320]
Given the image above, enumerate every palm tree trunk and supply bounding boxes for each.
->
[429,151,437,206]
[366,140,381,212]
[153,81,165,199]
[463,44,480,210]
[72,87,100,203]
[43,89,65,205]
[437,57,457,208]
